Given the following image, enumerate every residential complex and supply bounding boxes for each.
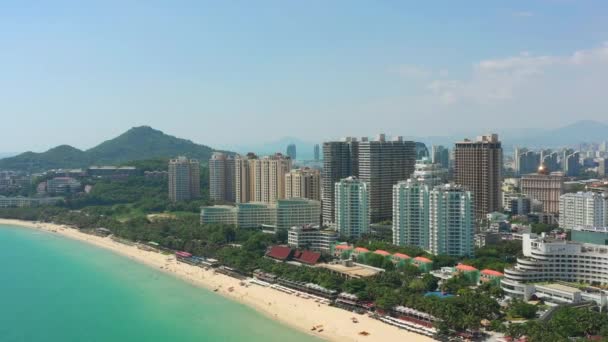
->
[285,168,321,201]
[168,156,200,201]
[520,165,564,214]
[559,191,608,229]
[335,177,369,239]
[428,184,475,257]
[454,134,502,220]
[392,179,430,249]
[322,138,359,223]
[234,153,292,204]
[209,152,236,203]
[358,134,416,222]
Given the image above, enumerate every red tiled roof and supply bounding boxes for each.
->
[374,250,391,256]
[295,250,321,265]
[481,269,504,277]
[456,264,478,272]
[393,253,411,259]
[354,247,369,253]
[413,256,432,263]
[335,245,352,250]
[266,246,292,260]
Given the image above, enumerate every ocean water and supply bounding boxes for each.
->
[0,225,319,342]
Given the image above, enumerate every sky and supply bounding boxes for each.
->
[1,0,608,152]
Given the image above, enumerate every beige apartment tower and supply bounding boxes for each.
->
[168,156,200,202]
[454,134,503,220]
[521,165,564,214]
[209,152,236,203]
[285,168,321,201]
[235,153,292,204]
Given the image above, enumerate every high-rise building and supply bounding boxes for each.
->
[335,177,369,239]
[209,152,236,203]
[314,144,320,161]
[520,165,564,214]
[285,168,321,201]
[514,148,541,176]
[599,158,608,177]
[168,156,200,202]
[286,144,297,160]
[431,145,450,170]
[454,134,503,220]
[559,191,608,229]
[392,178,430,249]
[540,150,560,173]
[564,151,581,177]
[358,134,416,222]
[429,184,475,257]
[322,138,359,223]
[234,153,292,204]
[413,158,448,187]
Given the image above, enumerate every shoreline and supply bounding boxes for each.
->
[0,218,433,342]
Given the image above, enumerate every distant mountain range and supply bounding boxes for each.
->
[224,120,608,159]
[414,120,608,151]
[0,126,228,172]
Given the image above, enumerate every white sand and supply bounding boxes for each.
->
[0,219,433,342]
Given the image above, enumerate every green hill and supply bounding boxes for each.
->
[0,126,228,172]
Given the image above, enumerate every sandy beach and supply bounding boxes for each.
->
[0,219,433,342]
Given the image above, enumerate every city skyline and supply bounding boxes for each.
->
[2,1,608,152]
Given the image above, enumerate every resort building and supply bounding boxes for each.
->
[201,198,319,230]
[46,177,81,194]
[392,178,430,249]
[288,225,338,253]
[335,177,370,239]
[284,168,321,201]
[480,269,504,286]
[412,256,433,272]
[317,260,384,279]
[358,134,416,222]
[520,165,564,214]
[87,166,137,178]
[502,233,608,301]
[200,205,238,226]
[275,198,321,231]
[428,184,475,257]
[0,196,63,208]
[168,156,200,202]
[559,191,608,229]
[209,152,236,203]
[454,134,502,220]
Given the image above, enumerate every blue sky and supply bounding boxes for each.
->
[1,0,607,152]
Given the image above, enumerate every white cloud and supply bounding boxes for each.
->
[427,42,608,104]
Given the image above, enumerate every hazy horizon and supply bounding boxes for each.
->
[2,1,608,152]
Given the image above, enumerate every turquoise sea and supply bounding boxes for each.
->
[0,225,319,342]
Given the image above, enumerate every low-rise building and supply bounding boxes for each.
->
[0,196,63,208]
[288,225,338,253]
[46,177,81,194]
